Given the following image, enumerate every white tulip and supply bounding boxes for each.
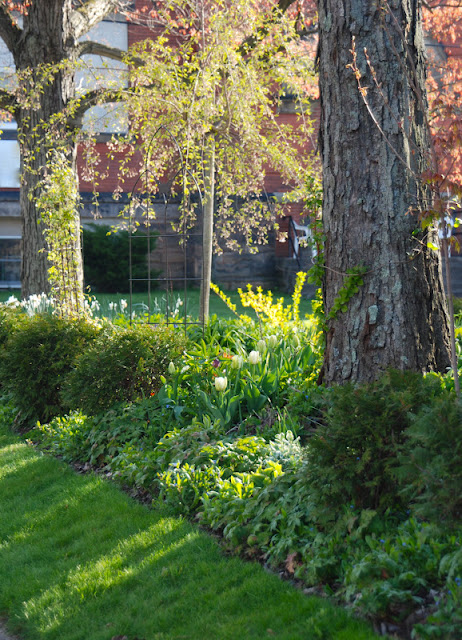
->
[214,376,228,391]
[248,350,261,365]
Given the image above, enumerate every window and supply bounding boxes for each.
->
[0,237,21,287]
[0,139,20,188]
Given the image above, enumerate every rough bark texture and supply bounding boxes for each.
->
[0,0,121,298]
[14,0,80,297]
[318,0,451,384]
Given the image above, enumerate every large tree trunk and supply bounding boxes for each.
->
[13,0,82,298]
[318,0,450,385]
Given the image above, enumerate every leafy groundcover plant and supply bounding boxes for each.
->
[1,289,461,639]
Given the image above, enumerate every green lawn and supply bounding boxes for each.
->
[0,288,313,321]
[0,423,380,640]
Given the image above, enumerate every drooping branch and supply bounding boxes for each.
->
[71,0,130,40]
[67,86,127,128]
[237,0,301,55]
[0,3,21,54]
[0,87,18,116]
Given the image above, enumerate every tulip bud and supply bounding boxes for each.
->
[231,354,244,369]
[256,339,266,354]
[248,350,261,365]
[267,335,278,349]
[168,361,176,374]
[214,376,228,392]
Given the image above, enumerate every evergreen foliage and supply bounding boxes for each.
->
[82,224,159,293]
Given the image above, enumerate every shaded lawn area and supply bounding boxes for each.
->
[0,425,379,640]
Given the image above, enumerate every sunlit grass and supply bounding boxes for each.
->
[0,424,379,640]
[0,288,313,321]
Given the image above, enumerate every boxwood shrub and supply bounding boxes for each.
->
[0,313,98,426]
[62,323,185,414]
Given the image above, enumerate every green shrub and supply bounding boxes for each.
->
[453,297,462,317]
[305,370,445,515]
[396,393,462,525]
[82,223,160,293]
[0,314,98,426]
[62,323,185,414]
[0,304,26,350]
[0,305,27,392]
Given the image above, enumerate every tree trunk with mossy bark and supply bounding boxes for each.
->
[14,0,80,297]
[0,0,126,298]
[317,0,451,385]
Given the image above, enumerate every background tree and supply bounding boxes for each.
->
[317,0,451,385]
[0,0,315,300]
[119,0,318,320]
[0,0,130,298]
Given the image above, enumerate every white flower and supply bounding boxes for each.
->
[20,292,54,316]
[168,361,176,374]
[120,299,128,311]
[214,376,228,392]
[108,302,116,311]
[5,296,19,307]
[267,334,278,349]
[231,354,244,369]
[248,350,261,365]
[256,339,266,354]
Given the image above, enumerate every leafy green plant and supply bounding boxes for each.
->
[82,223,159,293]
[34,411,94,462]
[326,265,367,320]
[414,584,462,640]
[160,332,320,432]
[0,313,98,426]
[33,396,169,468]
[0,305,27,393]
[62,323,186,414]
[36,150,85,317]
[157,429,302,515]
